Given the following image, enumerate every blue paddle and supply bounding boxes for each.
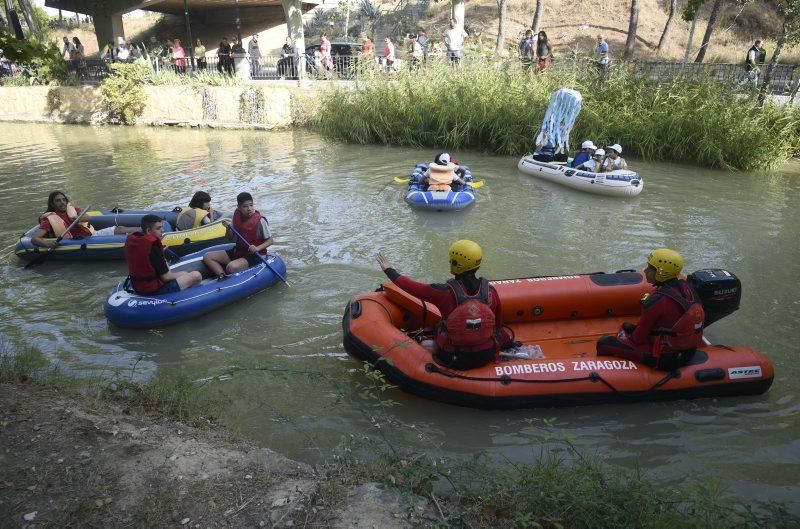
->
[25,205,92,269]
[226,223,292,288]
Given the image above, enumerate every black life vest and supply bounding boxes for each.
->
[124,231,165,295]
[745,45,759,71]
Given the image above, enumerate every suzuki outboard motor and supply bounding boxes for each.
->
[687,269,742,327]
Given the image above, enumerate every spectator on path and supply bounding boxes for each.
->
[595,34,610,77]
[277,37,295,78]
[519,29,534,71]
[535,30,553,71]
[72,37,87,79]
[194,38,207,70]
[172,38,187,74]
[443,18,468,66]
[147,35,163,70]
[384,36,397,72]
[320,33,334,74]
[116,40,130,62]
[248,34,262,77]
[744,39,764,89]
[217,37,233,75]
[408,34,422,71]
[101,40,115,63]
[61,36,76,60]
[416,28,429,63]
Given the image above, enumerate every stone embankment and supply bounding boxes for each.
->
[0,83,320,129]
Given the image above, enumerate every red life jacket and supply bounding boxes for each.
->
[233,209,267,259]
[123,231,166,295]
[653,281,705,358]
[435,278,498,354]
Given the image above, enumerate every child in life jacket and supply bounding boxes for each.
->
[203,192,273,280]
[123,214,202,295]
[418,152,466,191]
[596,248,705,370]
[376,240,514,370]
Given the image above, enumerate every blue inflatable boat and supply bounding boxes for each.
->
[16,208,228,263]
[404,163,476,211]
[104,244,287,328]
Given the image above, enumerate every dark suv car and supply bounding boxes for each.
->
[305,42,364,79]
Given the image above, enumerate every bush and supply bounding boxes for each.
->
[0,29,66,84]
[314,59,800,170]
[99,62,150,124]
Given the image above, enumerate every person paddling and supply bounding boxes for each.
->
[31,191,136,248]
[203,192,273,279]
[376,240,513,370]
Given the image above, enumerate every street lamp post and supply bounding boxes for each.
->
[183,0,195,72]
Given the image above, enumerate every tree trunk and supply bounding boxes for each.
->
[624,0,640,59]
[14,0,35,37]
[19,0,40,37]
[656,0,678,55]
[495,0,507,54]
[531,0,543,34]
[683,15,697,63]
[757,22,788,106]
[451,0,465,28]
[694,0,722,63]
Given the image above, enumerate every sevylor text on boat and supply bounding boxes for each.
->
[104,244,287,328]
[342,269,773,408]
[518,154,643,197]
[405,162,476,211]
[16,207,228,262]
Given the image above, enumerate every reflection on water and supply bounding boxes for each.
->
[1,123,799,510]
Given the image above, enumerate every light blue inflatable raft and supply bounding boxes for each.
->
[404,163,476,211]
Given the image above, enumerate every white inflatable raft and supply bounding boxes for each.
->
[518,154,643,197]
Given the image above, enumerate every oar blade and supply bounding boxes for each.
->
[393,177,410,184]
[23,251,49,269]
[467,180,484,189]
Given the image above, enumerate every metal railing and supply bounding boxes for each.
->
[58,54,799,95]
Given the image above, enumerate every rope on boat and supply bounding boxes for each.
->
[535,88,583,154]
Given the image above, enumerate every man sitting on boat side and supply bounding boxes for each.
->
[576,149,604,172]
[31,191,137,248]
[599,144,628,172]
[176,191,217,231]
[596,248,705,370]
[123,215,202,295]
[570,140,597,168]
[376,240,513,370]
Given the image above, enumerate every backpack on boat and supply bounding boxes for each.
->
[434,278,499,369]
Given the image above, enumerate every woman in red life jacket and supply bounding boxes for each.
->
[31,191,136,247]
[376,240,513,370]
[203,192,273,280]
[596,248,705,370]
[123,215,202,295]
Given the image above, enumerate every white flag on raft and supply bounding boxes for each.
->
[535,88,583,155]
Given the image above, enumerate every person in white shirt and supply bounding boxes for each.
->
[578,149,605,172]
[600,144,628,172]
[443,18,468,65]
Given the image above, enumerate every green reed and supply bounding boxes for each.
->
[315,59,799,171]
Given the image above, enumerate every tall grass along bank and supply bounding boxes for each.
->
[315,60,800,171]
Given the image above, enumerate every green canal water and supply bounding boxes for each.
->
[1,122,798,509]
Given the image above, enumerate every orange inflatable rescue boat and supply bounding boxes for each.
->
[342,269,773,408]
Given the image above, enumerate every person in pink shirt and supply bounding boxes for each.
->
[320,33,333,72]
[384,36,396,72]
[172,38,186,74]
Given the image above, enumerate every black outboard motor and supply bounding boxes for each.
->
[687,269,742,327]
[532,145,569,163]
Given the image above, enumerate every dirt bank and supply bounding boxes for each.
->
[0,381,415,528]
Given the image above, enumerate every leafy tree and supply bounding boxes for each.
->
[531,0,543,34]
[758,0,800,104]
[682,0,704,62]
[0,28,65,83]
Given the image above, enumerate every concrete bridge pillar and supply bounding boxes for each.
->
[91,10,125,49]
[281,0,306,80]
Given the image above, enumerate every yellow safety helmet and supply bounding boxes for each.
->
[647,248,684,282]
[449,240,482,275]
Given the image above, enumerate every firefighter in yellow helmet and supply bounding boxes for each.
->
[376,240,513,370]
[596,248,705,370]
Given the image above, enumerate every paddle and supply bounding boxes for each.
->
[225,222,292,288]
[25,206,92,269]
[393,177,485,188]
